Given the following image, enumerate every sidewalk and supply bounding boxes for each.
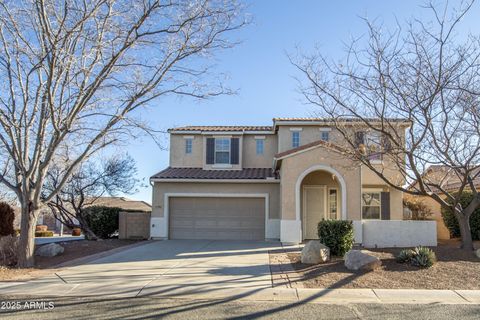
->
[1,279,479,304]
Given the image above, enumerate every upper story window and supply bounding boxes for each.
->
[256,139,264,155]
[361,191,381,219]
[206,137,239,166]
[355,131,387,162]
[292,131,300,148]
[185,138,193,154]
[215,138,231,164]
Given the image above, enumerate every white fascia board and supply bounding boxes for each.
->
[150,178,280,183]
[201,131,243,135]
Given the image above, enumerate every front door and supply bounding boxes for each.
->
[303,185,327,239]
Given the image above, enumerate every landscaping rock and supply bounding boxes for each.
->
[476,249,480,259]
[344,250,381,271]
[301,240,330,264]
[35,243,64,257]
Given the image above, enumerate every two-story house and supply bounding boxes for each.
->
[150,117,436,246]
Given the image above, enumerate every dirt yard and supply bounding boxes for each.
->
[0,239,141,281]
[271,240,480,290]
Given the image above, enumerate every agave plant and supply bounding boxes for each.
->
[410,246,437,268]
[396,249,414,263]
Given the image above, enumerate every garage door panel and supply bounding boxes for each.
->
[169,197,265,240]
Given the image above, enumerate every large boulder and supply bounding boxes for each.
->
[344,250,382,271]
[476,249,480,259]
[301,240,330,264]
[35,243,64,257]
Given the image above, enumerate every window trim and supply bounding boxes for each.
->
[361,189,382,220]
[214,137,231,164]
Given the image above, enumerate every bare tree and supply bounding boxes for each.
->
[292,1,480,250]
[0,0,246,267]
[43,153,141,240]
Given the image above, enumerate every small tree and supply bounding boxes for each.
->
[442,192,480,240]
[403,198,433,221]
[292,1,480,250]
[0,202,15,236]
[43,154,141,240]
[83,206,121,239]
[0,0,246,267]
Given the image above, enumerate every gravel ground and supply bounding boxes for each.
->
[273,240,480,290]
[0,239,141,281]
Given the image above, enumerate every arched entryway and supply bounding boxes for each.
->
[295,165,347,240]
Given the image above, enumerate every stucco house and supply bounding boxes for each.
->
[150,118,437,246]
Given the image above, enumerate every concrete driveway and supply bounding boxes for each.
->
[1,240,281,298]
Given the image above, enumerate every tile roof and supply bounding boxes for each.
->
[151,167,278,180]
[169,126,273,132]
[274,139,345,159]
[273,117,410,123]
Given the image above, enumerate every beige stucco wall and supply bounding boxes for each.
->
[152,182,280,219]
[242,135,277,168]
[277,126,343,153]
[279,146,362,221]
[169,134,204,167]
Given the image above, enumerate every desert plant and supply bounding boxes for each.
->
[403,198,433,220]
[317,220,354,256]
[396,249,414,263]
[410,246,437,268]
[0,202,15,236]
[34,231,54,237]
[442,192,480,240]
[83,206,121,239]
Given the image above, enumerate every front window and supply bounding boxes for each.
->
[321,131,330,141]
[292,131,300,148]
[185,139,192,154]
[328,189,337,219]
[215,138,230,164]
[366,132,382,161]
[362,191,381,219]
[256,139,264,155]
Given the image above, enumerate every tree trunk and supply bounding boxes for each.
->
[17,202,38,268]
[76,215,98,241]
[457,213,474,251]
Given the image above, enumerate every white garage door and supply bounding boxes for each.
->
[169,197,265,240]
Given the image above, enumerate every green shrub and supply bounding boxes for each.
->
[317,220,354,256]
[410,246,436,268]
[441,192,480,240]
[35,231,54,237]
[396,249,414,263]
[0,202,15,236]
[83,206,120,239]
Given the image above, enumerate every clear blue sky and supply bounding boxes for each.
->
[122,0,479,203]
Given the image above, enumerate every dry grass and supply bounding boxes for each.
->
[275,240,480,290]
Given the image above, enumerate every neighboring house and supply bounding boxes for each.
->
[407,165,480,240]
[21,197,151,233]
[150,117,436,246]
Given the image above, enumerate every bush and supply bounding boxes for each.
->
[410,246,436,268]
[83,206,120,239]
[0,202,15,237]
[35,231,54,237]
[403,198,433,220]
[0,235,18,266]
[396,249,414,263]
[441,192,480,240]
[317,220,354,256]
[396,246,436,268]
